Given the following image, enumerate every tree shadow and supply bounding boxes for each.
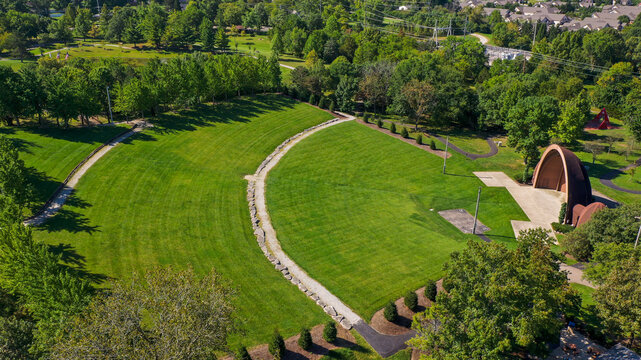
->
[25,166,61,213]
[283,338,358,360]
[149,95,298,135]
[0,124,131,145]
[48,243,110,285]
[37,204,101,234]
[0,134,40,154]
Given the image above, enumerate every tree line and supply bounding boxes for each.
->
[0,52,281,127]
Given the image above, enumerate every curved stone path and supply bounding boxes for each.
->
[599,157,641,195]
[24,120,151,226]
[432,134,498,160]
[246,113,414,357]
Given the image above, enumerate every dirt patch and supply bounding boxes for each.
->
[370,287,433,336]
[438,209,490,234]
[227,324,357,360]
[358,120,450,159]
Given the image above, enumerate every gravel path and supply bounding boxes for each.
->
[432,135,498,160]
[247,113,415,357]
[471,33,490,44]
[24,121,151,226]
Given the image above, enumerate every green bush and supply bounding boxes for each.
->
[404,290,418,312]
[559,202,568,224]
[269,330,285,360]
[323,321,337,343]
[425,280,437,302]
[559,231,593,261]
[329,101,335,113]
[309,94,316,106]
[416,134,423,145]
[551,222,575,234]
[430,139,437,150]
[363,113,370,123]
[384,301,397,322]
[389,122,396,134]
[318,97,326,109]
[237,346,251,360]
[400,127,409,138]
[376,119,383,128]
[298,327,312,350]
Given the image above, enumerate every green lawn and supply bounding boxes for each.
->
[229,35,305,72]
[267,121,528,319]
[32,42,184,66]
[31,95,334,346]
[0,125,128,214]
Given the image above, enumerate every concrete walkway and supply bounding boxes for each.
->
[24,121,151,226]
[473,171,563,237]
[247,113,416,357]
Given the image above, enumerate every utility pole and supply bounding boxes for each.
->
[447,18,452,37]
[106,86,114,124]
[442,136,449,174]
[635,216,641,249]
[433,20,438,45]
[472,186,482,235]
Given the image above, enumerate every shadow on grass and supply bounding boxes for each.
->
[48,243,109,285]
[149,95,297,136]
[283,338,360,360]
[37,193,100,234]
[0,124,127,145]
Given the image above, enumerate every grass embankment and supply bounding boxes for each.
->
[31,95,334,346]
[230,34,305,72]
[267,121,528,319]
[0,125,128,214]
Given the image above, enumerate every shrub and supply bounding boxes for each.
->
[298,327,312,350]
[404,290,418,312]
[376,119,383,128]
[430,139,437,150]
[400,127,409,138]
[416,134,423,145]
[559,231,593,261]
[318,97,326,109]
[329,101,335,113]
[309,94,316,105]
[551,222,575,234]
[559,202,568,224]
[269,330,285,360]
[237,346,251,360]
[323,322,337,343]
[389,122,396,134]
[384,301,397,322]
[425,280,437,302]
[363,113,370,123]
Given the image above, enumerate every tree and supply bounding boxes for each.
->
[550,91,591,144]
[48,19,72,45]
[384,301,397,322]
[561,203,641,261]
[323,322,337,343]
[53,266,236,359]
[410,230,579,358]
[114,77,152,119]
[583,28,625,67]
[200,17,216,52]
[98,4,111,38]
[402,79,435,130]
[216,27,229,50]
[271,30,284,55]
[237,346,251,360]
[584,141,604,165]
[0,136,33,207]
[424,280,437,302]
[287,27,307,58]
[269,330,285,360]
[73,8,92,40]
[298,328,312,350]
[163,11,189,49]
[242,2,267,30]
[334,75,358,113]
[506,96,559,182]
[141,3,167,48]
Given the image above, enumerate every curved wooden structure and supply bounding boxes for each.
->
[532,144,592,223]
[573,202,607,227]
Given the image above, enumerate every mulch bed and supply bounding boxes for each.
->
[226,324,357,360]
[369,280,445,336]
[357,120,451,159]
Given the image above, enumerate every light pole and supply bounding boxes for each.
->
[472,186,481,235]
[106,86,114,124]
[635,216,641,249]
[442,136,449,174]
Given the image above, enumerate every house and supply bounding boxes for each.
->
[483,7,510,18]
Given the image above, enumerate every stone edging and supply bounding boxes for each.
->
[246,114,357,330]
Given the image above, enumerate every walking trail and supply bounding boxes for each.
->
[433,134,498,160]
[471,33,490,45]
[599,156,641,195]
[24,120,151,226]
[246,114,414,357]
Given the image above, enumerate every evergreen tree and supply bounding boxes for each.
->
[268,330,285,360]
[216,28,229,51]
[200,18,216,52]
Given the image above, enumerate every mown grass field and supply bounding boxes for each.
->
[267,121,528,319]
[31,95,334,346]
[0,125,128,213]
[229,35,305,71]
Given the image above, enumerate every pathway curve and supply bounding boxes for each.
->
[246,113,414,357]
[24,120,151,226]
[432,134,498,160]
[471,33,490,45]
[599,157,641,195]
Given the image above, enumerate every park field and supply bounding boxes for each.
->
[31,95,334,346]
[266,121,528,319]
[0,125,128,213]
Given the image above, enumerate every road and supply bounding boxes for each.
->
[471,33,490,45]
